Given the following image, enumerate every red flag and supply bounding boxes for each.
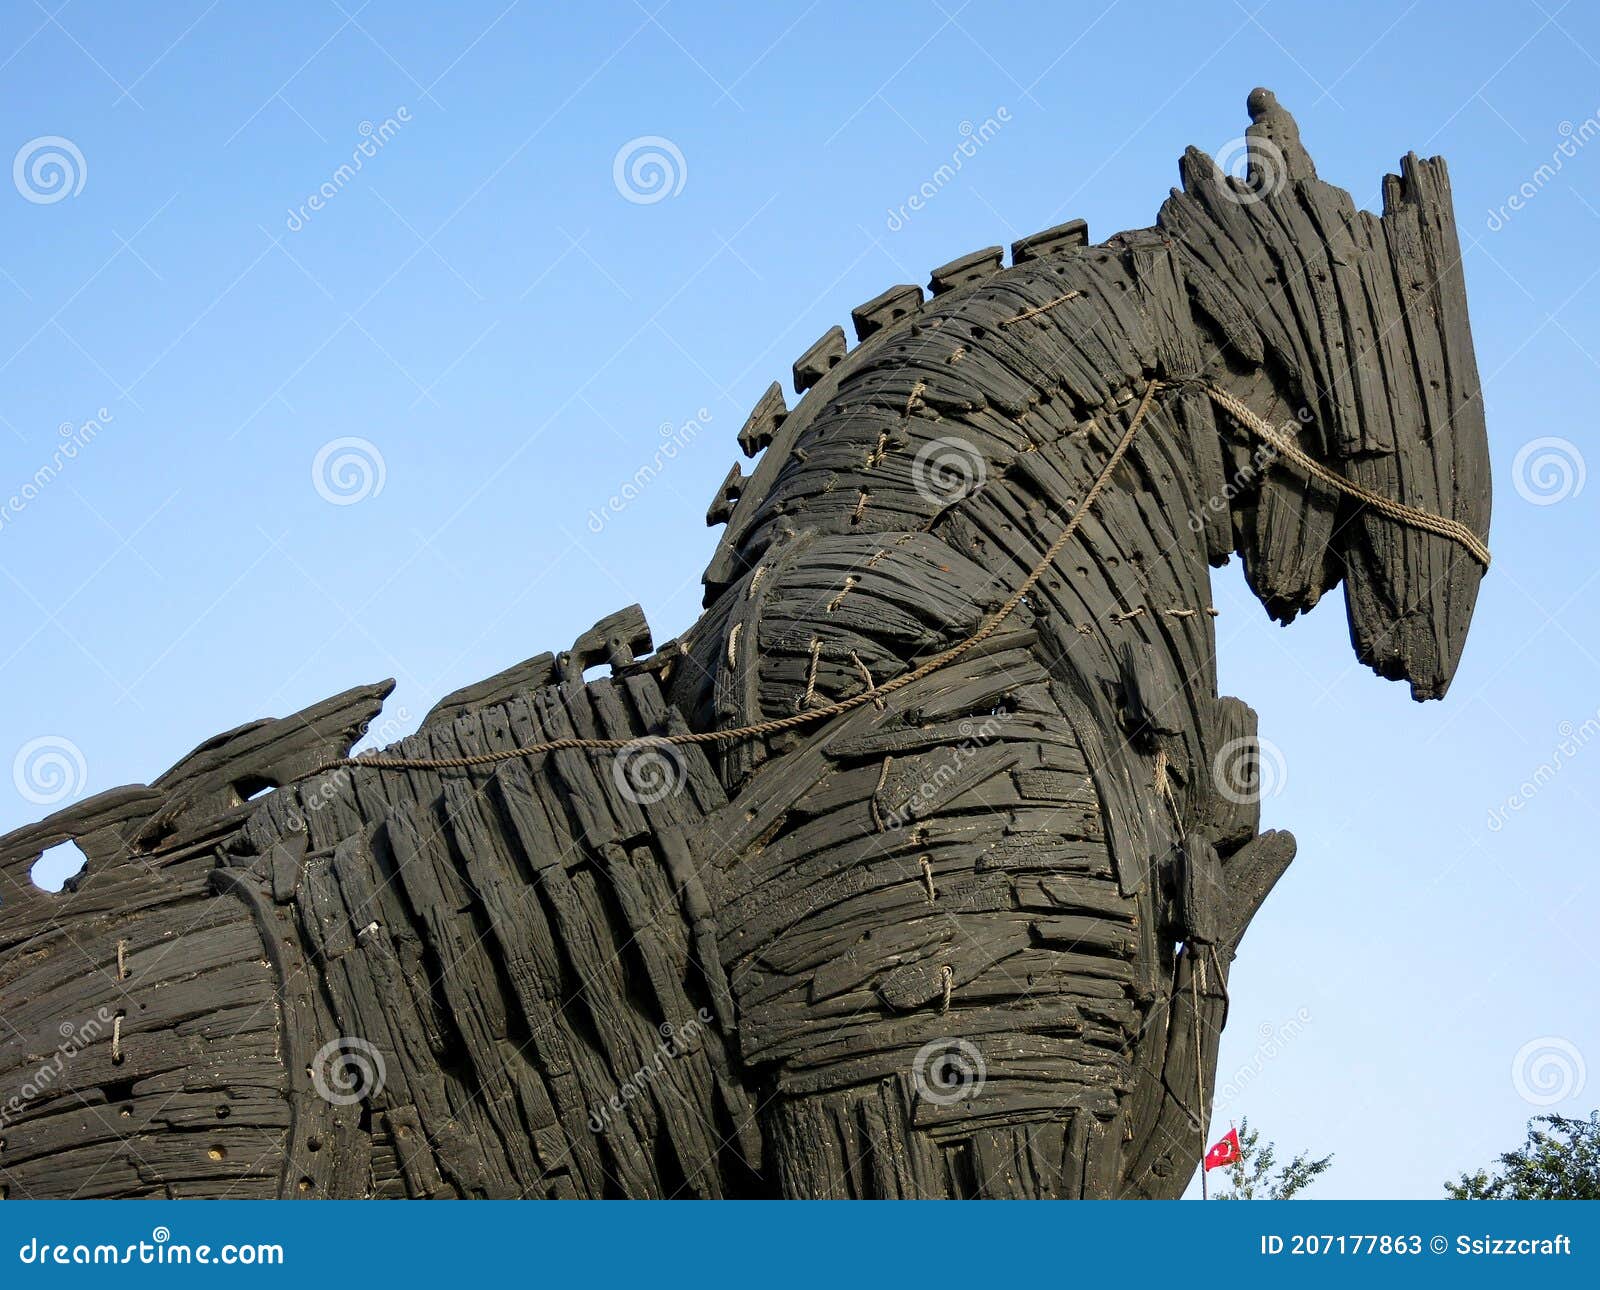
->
[1204,1128,1241,1171]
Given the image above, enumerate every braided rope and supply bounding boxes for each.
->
[312,377,1488,776]
[1202,384,1492,568]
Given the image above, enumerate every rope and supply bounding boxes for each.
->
[310,377,1489,777]
[998,290,1082,326]
[1201,384,1491,568]
[313,379,1164,775]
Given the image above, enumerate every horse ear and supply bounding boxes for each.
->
[1160,92,1490,700]
[1245,86,1317,188]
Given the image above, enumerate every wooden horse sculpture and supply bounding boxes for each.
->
[0,89,1490,1199]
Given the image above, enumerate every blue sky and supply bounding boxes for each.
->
[1,0,1596,1199]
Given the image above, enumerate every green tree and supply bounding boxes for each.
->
[1446,1111,1600,1200]
[1211,1117,1333,1199]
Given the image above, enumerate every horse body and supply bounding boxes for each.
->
[0,91,1489,1198]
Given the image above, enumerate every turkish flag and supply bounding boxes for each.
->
[1203,1128,1241,1171]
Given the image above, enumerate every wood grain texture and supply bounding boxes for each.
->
[0,88,1489,1199]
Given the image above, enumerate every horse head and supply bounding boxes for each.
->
[1158,88,1491,699]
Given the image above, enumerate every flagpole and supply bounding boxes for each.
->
[1192,944,1208,1200]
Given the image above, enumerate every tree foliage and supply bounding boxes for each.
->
[1446,1111,1600,1200]
[1212,1117,1333,1199]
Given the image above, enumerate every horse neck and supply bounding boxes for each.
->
[680,237,1242,834]
[705,240,1193,588]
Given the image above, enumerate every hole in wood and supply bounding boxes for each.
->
[30,840,88,892]
[103,1075,136,1105]
[207,1146,226,1161]
[307,1136,322,1152]
[231,774,278,805]
[215,1105,231,1120]
[297,1178,313,1193]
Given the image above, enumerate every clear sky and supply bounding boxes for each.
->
[1,0,1595,1200]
